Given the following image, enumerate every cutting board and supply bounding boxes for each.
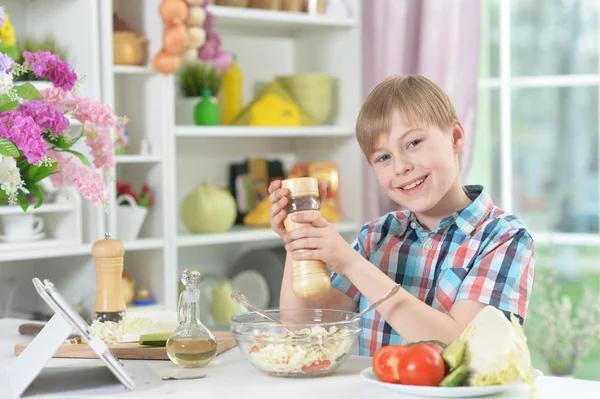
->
[14,331,237,360]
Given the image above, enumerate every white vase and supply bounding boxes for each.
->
[116,194,148,241]
[175,96,201,125]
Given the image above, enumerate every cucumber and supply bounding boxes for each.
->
[139,332,171,347]
[439,364,469,387]
[442,339,466,369]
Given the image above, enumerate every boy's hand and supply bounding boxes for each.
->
[269,179,328,239]
[269,180,289,239]
[283,211,355,275]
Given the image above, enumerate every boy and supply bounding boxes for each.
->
[268,75,534,356]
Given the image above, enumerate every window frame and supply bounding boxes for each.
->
[477,0,600,246]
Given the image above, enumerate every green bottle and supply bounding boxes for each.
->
[194,88,220,126]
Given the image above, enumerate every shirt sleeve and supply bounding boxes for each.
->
[455,226,535,323]
[330,224,370,303]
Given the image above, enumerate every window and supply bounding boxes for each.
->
[469,0,600,379]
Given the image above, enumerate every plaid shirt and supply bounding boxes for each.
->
[331,186,535,356]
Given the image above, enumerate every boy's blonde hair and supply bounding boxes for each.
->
[356,75,458,160]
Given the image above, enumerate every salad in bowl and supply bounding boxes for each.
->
[230,308,361,378]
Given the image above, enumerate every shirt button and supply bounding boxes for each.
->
[410,222,417,229]
[424,240,433,250]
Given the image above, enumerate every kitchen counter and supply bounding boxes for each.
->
[1,318,599,399]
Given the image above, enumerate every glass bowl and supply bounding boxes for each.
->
[230,309,361,378]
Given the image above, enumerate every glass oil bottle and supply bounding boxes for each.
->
[167,269,218,367]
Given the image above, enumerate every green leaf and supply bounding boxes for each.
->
[15,82,43,100]
[0,138,19,157]
[31,163,57,183]
[17,190,29,212]
[68,150,92,167]
[24,181,43,208]
[0,94,11,106]
[47,134,72,150]
[24,164,39,181]
[0,100,18,112]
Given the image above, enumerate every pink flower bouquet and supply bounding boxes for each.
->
[0,11,123,210]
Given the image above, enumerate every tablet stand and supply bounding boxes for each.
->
[2,278,166,398]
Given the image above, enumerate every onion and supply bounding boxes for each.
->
[152,50,181,74]
[159,0,190,24]
[186,6,207,26]
[188,27,207,48]
[181,47,199,64]
[163,24,190,55]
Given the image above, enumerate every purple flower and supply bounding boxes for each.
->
[18,99,69,136]
[22,51,77,91]
[0,111,47,164]
[0,53,13,74]
[0,7,4,30]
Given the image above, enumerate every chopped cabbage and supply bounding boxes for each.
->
[460,306,534,387]
[246,326,355,375]
[89,315,175,344]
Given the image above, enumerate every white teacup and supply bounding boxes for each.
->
[2,214,44,238]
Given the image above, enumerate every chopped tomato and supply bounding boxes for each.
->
[301,360,331,372]
[372,345,408,384]
[250,346,260,353]
[397,345,446,386]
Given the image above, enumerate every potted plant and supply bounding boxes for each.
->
[0,9,123,212]
[526,270,600,377]
[175,61,222,125]
[116,182,154,241]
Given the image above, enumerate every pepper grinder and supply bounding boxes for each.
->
[93,232,126,322]
[282,177,331,300]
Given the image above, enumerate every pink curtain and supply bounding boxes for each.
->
[361,0,482,222]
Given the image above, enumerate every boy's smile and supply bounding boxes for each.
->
[370,112,471,230]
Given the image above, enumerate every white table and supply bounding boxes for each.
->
[1,318,599,399]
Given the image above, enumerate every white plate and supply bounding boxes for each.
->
[359,367,542,398]
[0,232,45,243]
[231,269,270,310]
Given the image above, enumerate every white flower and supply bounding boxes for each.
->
[0,71,13,95]
[0,155,23,204]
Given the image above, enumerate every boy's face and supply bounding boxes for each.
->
[369,112,464,214]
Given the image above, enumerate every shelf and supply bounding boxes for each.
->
[0,242,91,262]
[113,65,154,75]
[0,239,164,262]
[115,154,162,164]
[175,125,355,138]
[0,202,74,216]
[177,221,360,247]
[127,303,167,312]
[207,5,355,31]
[123,238,165,251]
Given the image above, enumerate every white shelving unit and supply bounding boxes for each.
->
[0,0,364,319]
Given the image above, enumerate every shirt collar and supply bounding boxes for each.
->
[404,185,493,236]
[449,185,493,235]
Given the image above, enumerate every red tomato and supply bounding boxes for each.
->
[250,346,260,353]
[372,345,409,384]
[397,345,446,386]
[301,360,331,372]
[422,343,444,355]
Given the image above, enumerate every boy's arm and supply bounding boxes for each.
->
[342,228,534,344]
[279,252,357,312]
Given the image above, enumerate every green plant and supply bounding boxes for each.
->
[15,37,68,81]
[526,269,600,376]
[178,61,222,97]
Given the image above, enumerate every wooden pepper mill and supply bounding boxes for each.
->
[93,233,126,322]
[282,177,331,300]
